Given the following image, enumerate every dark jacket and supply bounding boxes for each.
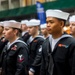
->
[21,32,30,43]
[0,38,29,75]
[0,37,8,55]
[40,34,75,75]
[28,36,44,75]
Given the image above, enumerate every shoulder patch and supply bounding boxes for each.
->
[11,45,17,50]
[33,40,38,42]
[18,54,24,62]
[58,44,69,48]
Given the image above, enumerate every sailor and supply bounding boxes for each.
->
[0,20,29,75]
[40,23,50,39]
[40,9,75,75]
[27,19,44,75]
[21,20,30,43]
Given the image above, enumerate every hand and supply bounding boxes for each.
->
[29,71,34,75]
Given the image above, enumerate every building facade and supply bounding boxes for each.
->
[0,0,75,21]
[0,0,55,11]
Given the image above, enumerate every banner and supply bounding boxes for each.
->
[36,1,46,24]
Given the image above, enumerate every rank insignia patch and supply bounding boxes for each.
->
[18,55,24,62]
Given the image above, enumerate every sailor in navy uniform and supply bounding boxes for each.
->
[40,23,50,39]
[40,9,75,75]
[0,20,29,75]
[69,15,75,37]
[0,22,8,75]
[0,22,8,55]
[21,20,30,43]
[26,19,44,75]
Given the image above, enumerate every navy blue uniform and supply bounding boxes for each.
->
[28,36,44,75]
[0,37,8,56]
[41,34,75,75]
[21,32,30,43]
[0,38,29,75]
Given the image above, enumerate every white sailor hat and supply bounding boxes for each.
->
[0,22,4,27]
[40,23,47,29]
[21,20,28,25]
[27,19,40,27]
[3,20,21,30]
[46,9,69,20]
[69,15,75,22]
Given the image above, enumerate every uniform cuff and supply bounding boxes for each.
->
[29,68,35,73]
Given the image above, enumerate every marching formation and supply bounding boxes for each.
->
[0,9,75,75]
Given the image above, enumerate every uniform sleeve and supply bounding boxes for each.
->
[15,46,29,75]
[32,45,42,66]
[30,39,44,72]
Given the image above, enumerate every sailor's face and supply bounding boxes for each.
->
[0,26,4,34]
[3,27,15,40]
[27,26,37,35]
[41,28,48,35]
[69,22,75,35]
[46,17,62,35]
[21,24,28,31]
